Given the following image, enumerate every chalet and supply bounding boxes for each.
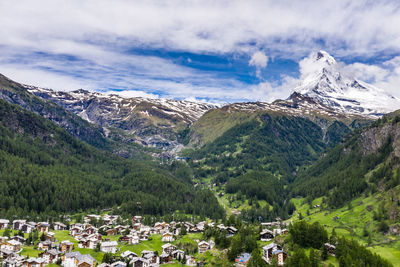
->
[70,226,84,236]
[198,241,210,254]
[111,261,127,267]
[120,250,138,260]
[21,222,36,234]
[133,223,142,230]
[106,228,118,236]
[159,252,172,264]
[161,232,174,242]
[185,256,196,266]
[114,225,128,234]
[38,240,53,251]
[37,222,50,233]
[1,240,22,252]
[3,253,25,267]
[39,249,62,264]
[171,250,185,260]
[61,240,74,253]
[78,238,98,250]
[0,248,14,259]
[0,236,8,243]
[62,251,96,267]
[83,226,97,235]
[262,243,284,265]
[100,241,118,253]
[260,229,275,241]
[11,235,26,244]
[84,215,101,224]
[13,220,26,230]
[324,243,336,256]
[22,257,46,267]
[0,219,10,229]
[161,243,176,255]
[130,257,150,267]
[235,253,251,266]
[53,222,67,231]
[46,232,56,242]
[121,235,139,245]
[271,250,287,266]
[132,216,142,223]
[141,251,159,266]
[226,226,238,236]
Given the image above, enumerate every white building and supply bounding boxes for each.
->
[100,241,118,254]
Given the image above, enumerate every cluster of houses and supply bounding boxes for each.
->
[0,215,223,267]
[0,215,303,267]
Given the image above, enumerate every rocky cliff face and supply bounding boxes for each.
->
[28,87,215,150]
[0,74,108,149]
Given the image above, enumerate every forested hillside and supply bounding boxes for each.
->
[290,111,400,208]
[0,99,224,220]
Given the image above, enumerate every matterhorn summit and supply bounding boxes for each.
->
[293,51,400,117]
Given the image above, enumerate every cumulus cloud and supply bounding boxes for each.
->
[249,51,268,78]
[249,51,268,68]
[0,0,400,103]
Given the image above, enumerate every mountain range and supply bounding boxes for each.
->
[5,51,395,155]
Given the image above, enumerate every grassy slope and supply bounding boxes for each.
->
[289,191,400,265]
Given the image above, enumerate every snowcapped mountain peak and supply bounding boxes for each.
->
[314,50,337,65]
[294,51,400,117]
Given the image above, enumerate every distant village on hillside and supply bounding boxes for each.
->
[0,214,305,267]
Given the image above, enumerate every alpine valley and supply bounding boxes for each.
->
[1,51,400,266]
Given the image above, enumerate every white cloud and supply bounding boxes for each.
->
[249,51,268,68]
[1,0,400,103]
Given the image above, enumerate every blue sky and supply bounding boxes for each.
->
[1,0,400,104]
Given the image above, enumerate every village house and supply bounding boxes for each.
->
[161,243,176,255]
[69,226,84,237]
[21,222,36,234]
[141,250,159,266]
[3,253,25,267]
[61,240,74,253]
[260,229,275,241]
[185,256,196,266]
[53,222,67,231]
[324,243,336,256]
[0,219,10,229]
[1,240,22,252]
[0,236,9,243]
[37,222,50,233]
[198,241,210,254]
[62,251,96,267]
[132,216,142,224]
[13,220,26,230]
[159,252,172,264]
[226,226,238,236]
[11,235,26,244]
[38,240,53,251]
[22,257,46,267]
[171,249,185,260]
[130,257,150,267]
[161,232,174,242]
[121,234,140,245]
[46,232,56,242]
[78,238,98,250]
[121,250,138,260]
[39,249,62,264]
[0,247,15,259]
[262,243,287,266]
[106,228,118,236]
[100,241,118,254]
